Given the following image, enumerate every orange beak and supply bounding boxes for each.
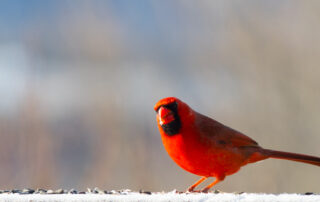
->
[158,106,175,125]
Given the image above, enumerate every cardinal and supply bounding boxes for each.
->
[154,97,320,192]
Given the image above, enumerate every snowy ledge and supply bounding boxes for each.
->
[0,192,319,202]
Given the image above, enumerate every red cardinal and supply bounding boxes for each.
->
[154,97,320,192]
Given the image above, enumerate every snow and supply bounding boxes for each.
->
[0,192,319,202]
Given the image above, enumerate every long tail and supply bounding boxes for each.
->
[263,149,320,167]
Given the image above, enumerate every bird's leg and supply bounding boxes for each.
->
[201,175,225,193]
[201,178,220,193]
[187,177,207,192]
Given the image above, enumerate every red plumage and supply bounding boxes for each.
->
[154,97,320,192]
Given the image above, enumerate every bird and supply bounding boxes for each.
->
[154,97,320,192]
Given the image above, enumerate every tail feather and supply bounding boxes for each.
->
[263,149,320,167]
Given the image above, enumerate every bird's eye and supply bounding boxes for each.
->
[166,102,178,111]
[155,101,178,113]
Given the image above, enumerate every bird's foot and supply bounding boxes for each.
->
[201,188,210,193]
[187,190,201,193]
[187,186,196,192]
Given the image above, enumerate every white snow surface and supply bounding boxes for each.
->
[0,192,319,202]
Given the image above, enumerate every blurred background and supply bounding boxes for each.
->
[1,0,320,193]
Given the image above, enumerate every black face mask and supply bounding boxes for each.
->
[157,102,181,136]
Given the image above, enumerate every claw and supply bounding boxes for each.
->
[201,188,210,193]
